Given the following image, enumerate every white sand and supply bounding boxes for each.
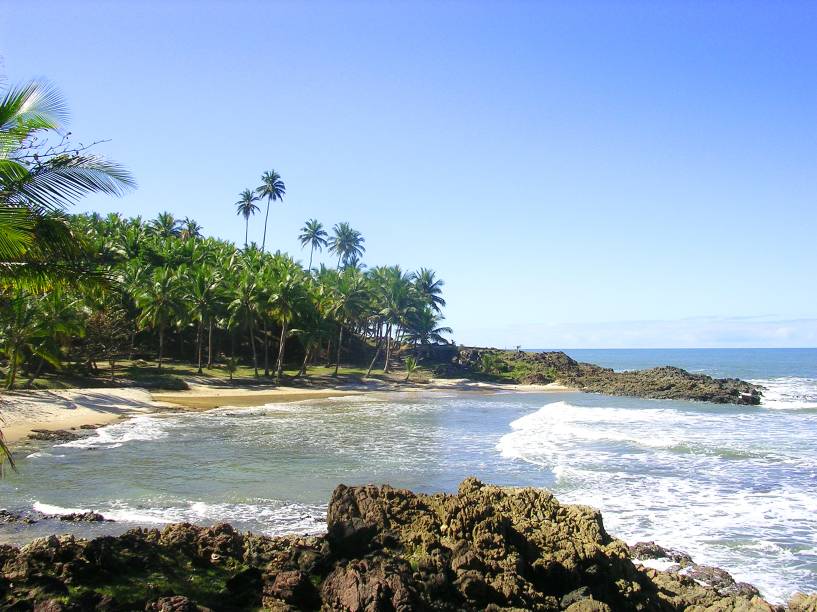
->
[0,388,162,444]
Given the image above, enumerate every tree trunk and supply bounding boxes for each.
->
[276,320,288,379]
[244,219,249,248]
[248,318,258,377]
[196,320,204,374]
[263,318,270,377]
[129,326,136,361]
[308,246,314,271]
[207,319,213,368]
[333,325,344,376]
[365,331,384,378]
[298,347,310,377]
[261,199,270,251]
[6,345,18,390]
[24,357,45,389]
[158,325,164,371]
[383,324,392,373]
[110,360,116,382]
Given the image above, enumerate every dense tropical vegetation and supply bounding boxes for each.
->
[0,77,453,472]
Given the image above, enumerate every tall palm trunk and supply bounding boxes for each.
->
[298,347,310,377]
[276,320,288,379]
[196,320,204,374]
[248,317,258,377]
[383,324,392,373]
[129,326,136,360]
[261,198,270,251]
[24,357,45,389]
[366,330,384,378]
[244,218,249,248]
[263,318,270,377]
[5,344,18,390]
[308,246,314,271]
[158,324,164,371]
[333,325,344,376]
[207,319,213,368]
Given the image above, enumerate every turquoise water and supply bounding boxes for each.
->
[1,348,815,603]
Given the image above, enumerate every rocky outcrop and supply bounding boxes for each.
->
[0,479,808,610]
[0,509,110,524]
[454,349,762,404]
[27,429,79,442]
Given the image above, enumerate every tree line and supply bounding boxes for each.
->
[0,77,452,470]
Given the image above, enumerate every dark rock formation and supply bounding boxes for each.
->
[0,479,805,610]
[58,511,109,523]
[454,349,763,404]
[27,429,79,442]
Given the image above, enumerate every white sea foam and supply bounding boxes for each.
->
[96,499,325,535]
[496,399,817,603]
[33,502,91,515]
[749,377,817,410]
[58,416,170,449]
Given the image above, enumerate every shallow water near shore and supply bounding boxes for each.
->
[1,348,816,603]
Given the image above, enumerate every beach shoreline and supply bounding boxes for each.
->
[0,379,572,444]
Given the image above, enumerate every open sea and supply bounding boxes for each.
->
[1,348,815,603]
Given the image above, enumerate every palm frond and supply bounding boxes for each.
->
[0,206,34,259]
[6,154,136,211]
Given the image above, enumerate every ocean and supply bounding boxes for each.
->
[1,348,815,603]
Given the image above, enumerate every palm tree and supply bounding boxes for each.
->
[228,266,261,377]
[405,307,453,346]
[375,266,416,373]
[180,217,203,240]
[184,267,222,374]
[136,267,179,370]
[149,212,180,238]
[298,218,327,270]
[235,189,259,248]
[0,79,135,291]
[256,170,286,252]
[267,264,305,379]
[328,222,365,269]
[413,268,446,312]
[327,268,368,376]
[1,291,60,389]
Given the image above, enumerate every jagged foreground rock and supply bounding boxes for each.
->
[1,479,813,610]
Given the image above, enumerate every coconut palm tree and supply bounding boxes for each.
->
[405,306,453,346]
[184,267,222,374]
[235,189,259,248]
[413,268,446,312]
[136,267,179,370]
[328,222,365,269]
[149,212,180,238]
[179,217,203,240]
[256,170,286,252]
[298,218,327,270]
[327,267,368,376]
[228,266,261,377]
[0,79,135,291]
[267,263,306,379]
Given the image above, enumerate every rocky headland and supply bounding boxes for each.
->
[2,478,812,611]
[449,349,762,405]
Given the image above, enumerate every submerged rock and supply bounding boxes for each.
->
[0,479,808,610]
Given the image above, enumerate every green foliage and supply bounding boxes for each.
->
[404,356,418,381]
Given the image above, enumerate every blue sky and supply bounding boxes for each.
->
[2,1,816,348]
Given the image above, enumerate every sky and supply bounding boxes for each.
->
[1,1,816,348]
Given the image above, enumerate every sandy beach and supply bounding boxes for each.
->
[0,379,572,444]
